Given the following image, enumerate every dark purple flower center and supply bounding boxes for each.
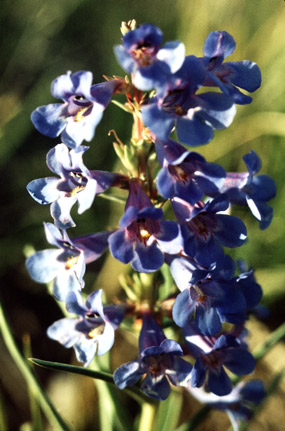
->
[57,241,81,268]
[162,89,188,116]
[68,171,88,196]
[201,350,221,372]
[169,165,192,183]
[85,311,101,319]
[207,56,219,71]
[126,217,161,245]
[57,171,88,196]
[187,213,216,241]
[142,353,172,376]
[85,312,105,338]
[207,61,234,84]
[66,95,94,121]
[131,42,157,67]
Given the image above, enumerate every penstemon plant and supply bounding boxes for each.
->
[23,19,278,430]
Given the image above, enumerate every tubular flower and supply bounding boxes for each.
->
[172,194,247,267]
[27,143,125,229]
[25,223,110,301]
[113,312,192,400]
[184,325,255,396]
[31,71,122,148]
[141,55,236,147]
[201,31,262,104]
[47,290,126,366]
[155,138,226,204]
[114,23,185,94]
[188,380,265,430]
[172,255,247,336]
[108,182,181,272]
[218,150,276,229]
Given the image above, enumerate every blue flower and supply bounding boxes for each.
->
[185,326,255,396]
[31,71,121,148]
[219,150,276,229]
[47,290,125,366]
[141,55,236,146]
[188,380,265,429]
[173,256,247,336]
[27,143,125,229]
[235,261,263,311]
[165,253,200,292]
[25,223,110,301]
[108,182,181,272]
[114,24,185,94]
[113,312,192,400]
[155,138,226,204]
[172,194,247,267]
[201,31,262,104]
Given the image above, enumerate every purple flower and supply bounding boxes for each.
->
[141,55,236,147]
[113,312,192,400]
[25,223,110,301]
[108,182,181,272]
[31,71,122,148]
[114,24,185,94]
[235,262,262,311]
[172,256,247,336]
[188,380,265,430]
[185,325,255,396]
[201,31,262,104]
[172,194,247,267]
[219,150,276,229]
[155,138,226,204]
[27,143,125,229]
[166,253,200,292]
[47,290,125,366]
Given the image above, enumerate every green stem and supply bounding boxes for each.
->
[0,390,8,431]
[111,99,132,113]
[23,334,43,431]
[138,402,157,431]
[253,322,285,361]
[0,301,70,431]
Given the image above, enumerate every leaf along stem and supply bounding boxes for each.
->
[0,301,70,431]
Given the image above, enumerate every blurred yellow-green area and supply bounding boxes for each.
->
[0,0,284,430]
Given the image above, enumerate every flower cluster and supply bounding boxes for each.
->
[26,20,275,415]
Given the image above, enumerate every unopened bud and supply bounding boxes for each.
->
[121,19,137,36]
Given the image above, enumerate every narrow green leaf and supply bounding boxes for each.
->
[29,358,114,383]
[93,354,132,431]
[30,357,155,405]
[154,390,183,431]
[0,303,70,431]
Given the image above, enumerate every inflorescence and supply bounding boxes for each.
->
[26,20,275,424]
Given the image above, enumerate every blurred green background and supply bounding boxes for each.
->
[0,0,284,430]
